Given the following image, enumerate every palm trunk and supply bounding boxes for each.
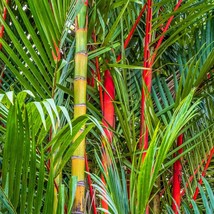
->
[72,1,88,213]
[172,134,183,213]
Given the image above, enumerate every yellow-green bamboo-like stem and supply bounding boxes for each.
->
[72,2,88,213]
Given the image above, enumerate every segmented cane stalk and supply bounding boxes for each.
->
[72,1,88,213]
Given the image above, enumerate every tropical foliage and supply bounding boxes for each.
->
[0,0,213,213]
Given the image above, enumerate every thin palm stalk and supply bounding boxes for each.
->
[180,146,214,196]
[139,1,183,212]
[160,146,213,198]
[85,153,97,214]
[117,3,147,61]
[150,0,183,65]
[86,36,99,214]
[192,148,214,201]
[72,1,88,213]
[140,0,182,151]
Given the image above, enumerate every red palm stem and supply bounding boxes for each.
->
[140,0,183,152]
[172,134,183,213]
[101,4,147,211]
[102,70,115,142]
[101,2,147,152]
[85,153,97,214]
[180,159,205,196]
[101,152,109,212]
[180,147,214,196]
[139,0,183,151]
[0,0,9,49]
[160,147,214,197]
[139,0,152,156]
[192,148,214,201]
[83,33,102,213]
[151,0,182,65]
[138,2,153,213]
[0,0,9,87]
[101,2,147,149]
[101,69,115,212]
[117,3,147,62]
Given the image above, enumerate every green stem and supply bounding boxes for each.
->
[72,2,88,213]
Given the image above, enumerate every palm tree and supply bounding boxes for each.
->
[0,0,213,213]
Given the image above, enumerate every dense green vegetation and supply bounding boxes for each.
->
[0,0,213,213]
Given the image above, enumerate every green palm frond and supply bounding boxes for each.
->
[0,91,97,212]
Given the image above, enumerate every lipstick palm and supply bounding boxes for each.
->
[0,0,214,213]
